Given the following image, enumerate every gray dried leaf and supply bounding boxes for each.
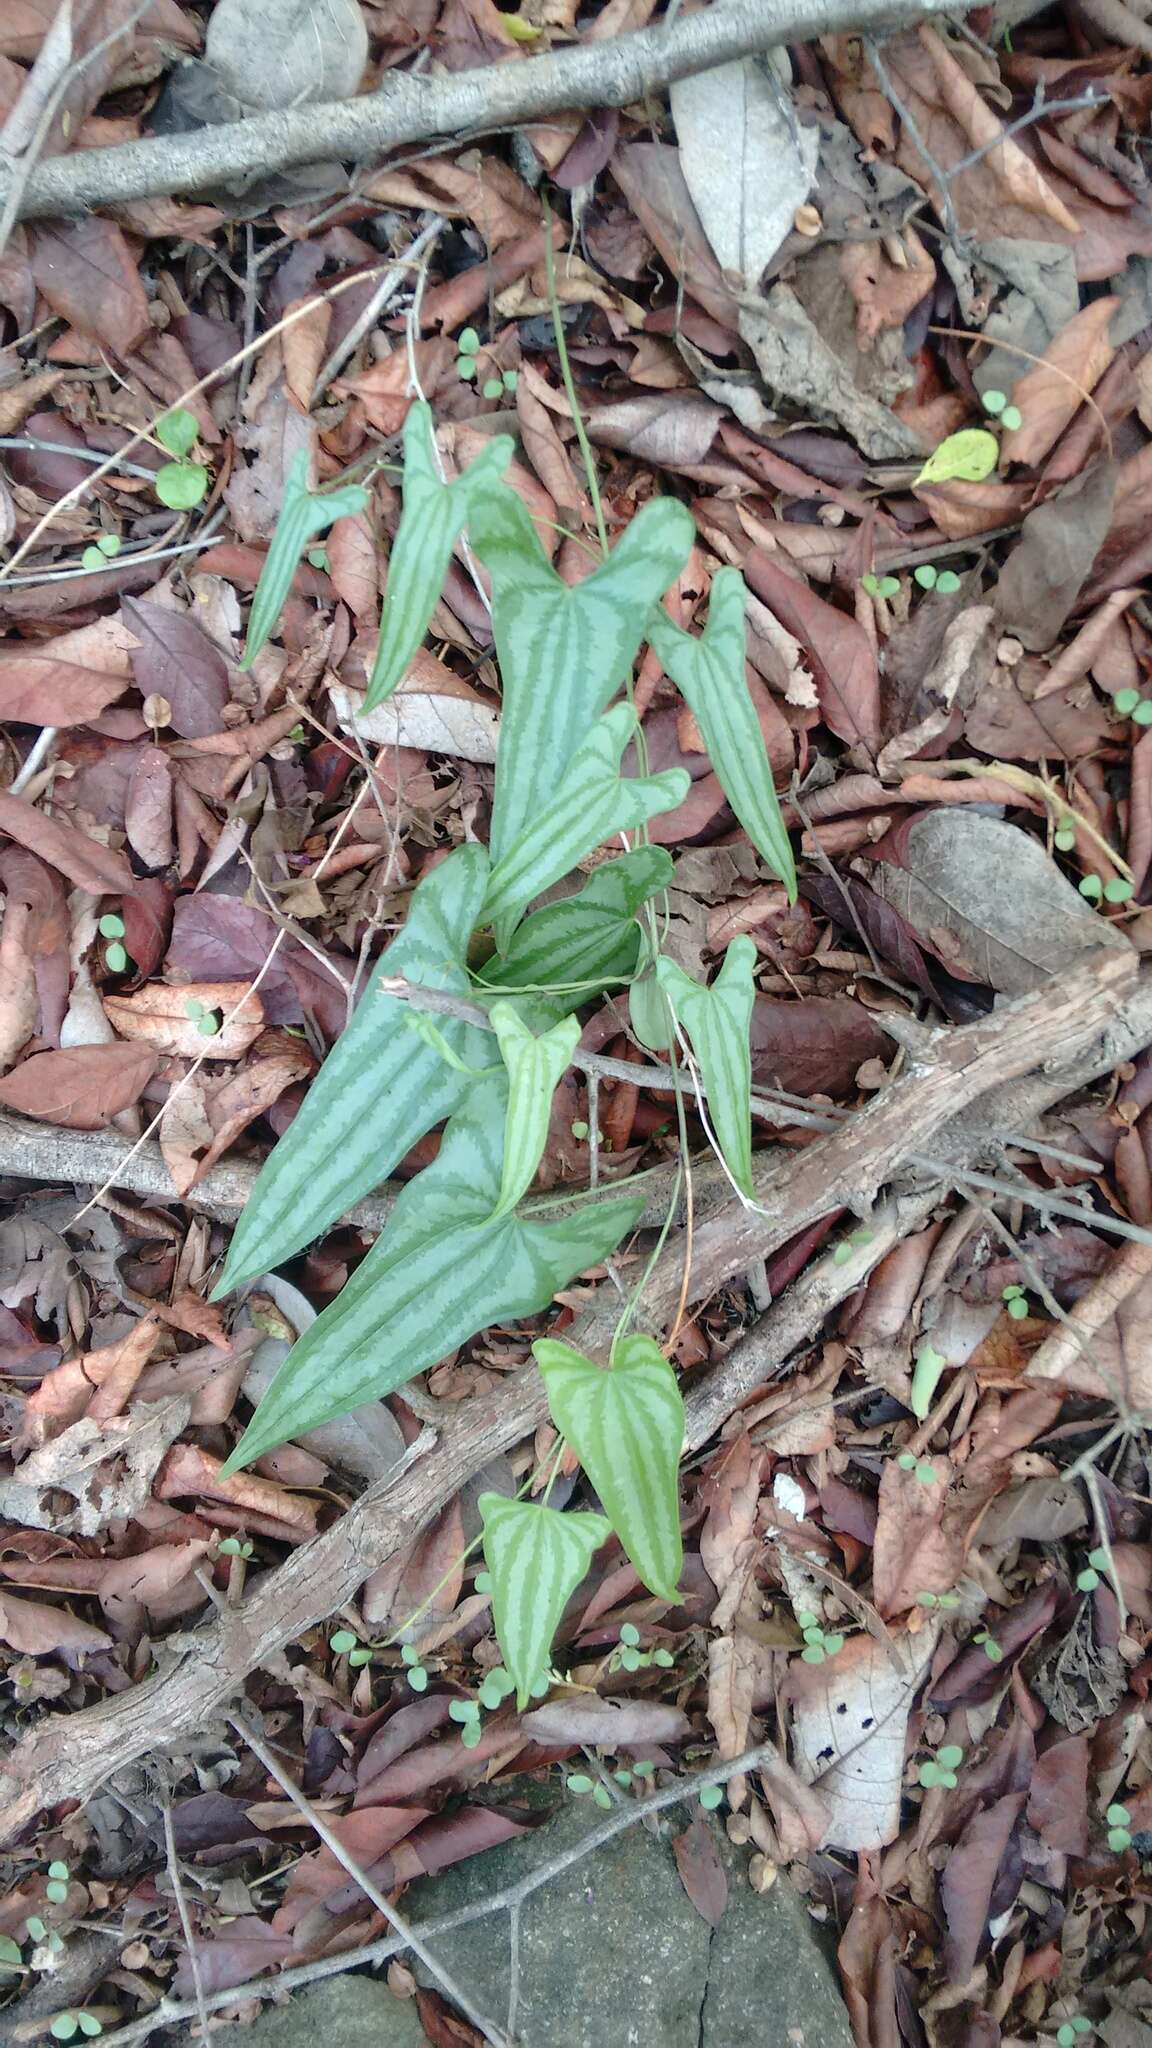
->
[0,1395,191,1536]
[521,1696,691,1746]
[671,55,817,292]
[741,283,923,461]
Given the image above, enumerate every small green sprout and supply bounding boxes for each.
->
[154,406,207,509]
[608,1622,675,1675]
[981,389,1022,431]
[478,1666,517,1711]
[482,370,519,400]
[565,1773,614,1810]
[50,2015,103,2041]
[1076,1546,1110,1593]
[97,911,129,976]
[184,997,222,1037]
[1056,2019,1093,2048]
[218,1536,253,1559]
[80,533,121,572]
[449,1698,483,1748]
[401,1642,429,1692]
[1114,688,1152,726]
[897,1451,937,1485]
[912,564,962,594]
[972,1627,1004,1663]
[44,1862,70,1907]
[795,1611,845,1665]
[919,1741,964,1790]
[456,327,481,380]
[1002,1282,1029,1321]
[306,546,330,571]
[832,1226,875,1265]
[329,1628,375,1670]
[1105,1801,1133,1852]
[861,572,900,599]
[915,1589,961,1609]
[699,1782,725,1810]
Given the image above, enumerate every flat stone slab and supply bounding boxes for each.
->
[237,1972,428,2047]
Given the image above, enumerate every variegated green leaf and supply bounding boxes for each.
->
[478,847,673,1011]
[656,935,757,1198]
[534,1333,684,1603]
[647,569,796,899]
[489,1003,581,1217]
[219,1078,644,1470]
[469,488,694,862]
[213,845,491,1296]
[241,451,369,669]
[482,703,689,948]
[479,1493,610,1707]
[364,402,514,710]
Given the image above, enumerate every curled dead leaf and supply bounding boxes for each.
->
[104,979,264,1059]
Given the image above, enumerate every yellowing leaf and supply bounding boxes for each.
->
[916,429,999,487]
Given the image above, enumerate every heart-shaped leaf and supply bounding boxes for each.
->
[469,487,693,863]
[479,847,673,1010]
[364,402,514,709]
[534,1332,685,1602]
[220,1078,644,1467]
[482,702,689,948]
[215,844,491,1294]
[490,1002,581,1216]
[648,569,795,898]
[479,1492,610,1707]
[241,450,369,668]
[655,935,757,1197]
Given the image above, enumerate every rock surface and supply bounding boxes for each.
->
[236,1972,428,2048]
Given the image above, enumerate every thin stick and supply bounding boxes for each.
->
[226,1710,511,2048]
[311,215,443,402]
[161,1802,213,2045]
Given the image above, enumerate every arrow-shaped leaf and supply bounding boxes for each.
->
[478,847,673,1011]
[656,935,757,1198]
[534,1333,684,1602]
[648,569,796,899]
[214,844,491,1296]
[469,487,693,863]
[241,451,369,669]
[490,1003,581,1218]
[364,402,514,710]
[479,1493,610,1708]
[482,702,689,948]
[220,1078,644,1469]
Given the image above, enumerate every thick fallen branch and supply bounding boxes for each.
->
[0,951,1145,1842]
[6,0,954,222]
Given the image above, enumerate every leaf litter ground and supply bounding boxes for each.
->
[0,2,1152,2045]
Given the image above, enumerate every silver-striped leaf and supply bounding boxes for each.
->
[656,935,757,1199]
[534,1333,685,1603]
[479,847,673,1012]
[469,488,694,863]
[219,1077,644,1470]
[479,1493,610,1708]
[648,568,796,899]
[482,702,689,949]
[364,401,514,710]
[489,1003,581,1217]
[241,450,370,669]
[213,844,491,1296]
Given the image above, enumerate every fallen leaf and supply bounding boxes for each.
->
[0,652,128,725]
[0,789,132,892]
[0,1042,158,1128]
[122,597,230,740]
[941,1790,1025,1983]
[751,995,890,1098]
[671,57,817,290]
[1026,1732,1088,1854]
[124,745,174,871]
[0,897,35,1073]
[521,1696,690,1745]
[0,1397,190,1537]
[155,1441,318,1540]
[1000,298,1118,470]
[871,810,1131,995]
[0,1587,112,1655]
[672,1813,729,1928]
[611,142,739,330]
[28,217,151,356]
[788,1625,939,1850]
[104,979,265,1059]
[330,678,500,765]
[871,1456,965,1617]
[744,549,881,749]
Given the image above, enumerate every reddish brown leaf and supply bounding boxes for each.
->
[0,1587,112,1655]
[744,549,881,749]
[104,979,264,1060]
[122,597,230,740]
[0,653,128,725]
[1000,299,1119,471]
[0,789,132,893]
[940,1791,1025,1983]
[0,1042,158,1129]
[1026,1733,1088,1855]
[611,143,739,331]
[29,218,150,356]
[155,1442,318,1540]
[751,995,889,1098]
[124,745,174,871]
[672,1814,729,1927]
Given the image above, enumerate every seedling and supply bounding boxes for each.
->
[1105,1801,1133,1851]
[1076,1546,1110,1593]
[97,911,128,977]
[861,572,900,599]
[1113,688,1152,726]
[918,1741,964,1789]
[184,997,222,1037]
[1078,873,1134,904]
[699,1782,725,1810]
[154,406,208,509]
[25,1916,63,1957]
[1002,1282,1029,1321]
[1056,2019,1093,2047]
[912,564,961,594]
[608,1621,675,1675]
[218,1536,253,1559]
[80,533,121,573]
[44,1861,70,1906]
[915,1589,961,1609]
[832,1226,875,1265]
[897,1451,937,1486]
[477,1665,517,1711]
[980,387,1023,431]
[1054,817,1078,853]
[910,1341,948,1420]
[329,1627,374,1670]
[448,1697,484,1748]
[456,327,481,381]
[796,1611,845,1664]
[972,1627,1004,1662]
[566,1772,614,1810]
[306,546,329,571]
[483,370,519,401]
[49,2017,103,2042]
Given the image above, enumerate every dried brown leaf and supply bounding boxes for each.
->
[0,652,128,725]
[1000,298,1119,470]
[104,979,264,1059]
[29,217,150,356]
[0,1042,157,1128]
[0,789,132,892]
